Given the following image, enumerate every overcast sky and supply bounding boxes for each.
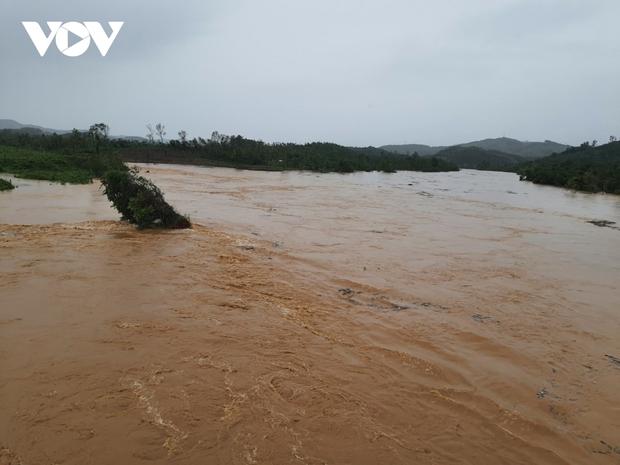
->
[1,0,619,146]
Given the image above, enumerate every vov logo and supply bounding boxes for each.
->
[22,21,124,57]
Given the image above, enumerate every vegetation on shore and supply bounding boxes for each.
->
[0,127,458,174]
[124,135,458,173]
[4,122,619,199]
[0,145,101,184]
[0,126,191,229]
[0,177,15,191]
[517,141,620,194]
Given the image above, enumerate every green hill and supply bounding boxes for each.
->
[517,141,620,194]
[459,137,568,158]
[434,146,526,171]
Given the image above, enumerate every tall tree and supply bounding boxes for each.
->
[70,128,81,154]
[146,124,155,144]
[89,123,109,154]
[155,123,166,144]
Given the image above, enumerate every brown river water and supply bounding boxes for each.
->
[1,165,619,465]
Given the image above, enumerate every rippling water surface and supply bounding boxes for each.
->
[1,166,619,465]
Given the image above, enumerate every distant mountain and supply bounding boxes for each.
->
[381,137,570,159]
[0,119,68,134]
[434,146,525,171]
[380,143,445,157]
[459,138,569,159]
[517,141,620,194]
[114,135,147,142]
[0,119,24,130]
[0,119,145,141]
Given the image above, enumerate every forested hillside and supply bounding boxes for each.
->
[517,141,620,194]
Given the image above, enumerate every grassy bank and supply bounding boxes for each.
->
[0,145,128,184]
[0,144,190,229]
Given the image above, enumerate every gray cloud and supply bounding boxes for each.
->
[1,0,619,146]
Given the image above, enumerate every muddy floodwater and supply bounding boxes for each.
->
[1,166,619,465]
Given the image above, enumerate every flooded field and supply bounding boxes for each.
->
[1,166,619,465]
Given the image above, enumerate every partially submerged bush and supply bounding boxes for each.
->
[101,169,191,229]
[0,178,15,191]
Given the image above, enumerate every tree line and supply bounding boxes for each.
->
[0,125,459,173]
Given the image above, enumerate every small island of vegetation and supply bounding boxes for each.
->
[0,177,15,191]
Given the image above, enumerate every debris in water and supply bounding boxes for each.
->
[235,240,256,251]
[593,440,620,455]
[588,220,619,230]
[472,314,492,323]
[605,354,620,368]
[391,303,410,312]
[537,387,548,399]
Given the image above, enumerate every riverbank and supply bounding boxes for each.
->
[1,168,619,464]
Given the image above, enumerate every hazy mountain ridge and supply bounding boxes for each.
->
[380,143,447,157]
[0,119,68,135]
[434,146,526,171]
[0,119,145,141]
[381,137,570,159]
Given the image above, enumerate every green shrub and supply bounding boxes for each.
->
[101,169,191,229]
[0,178,15,191]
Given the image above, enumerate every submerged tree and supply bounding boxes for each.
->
[101,168,191,229]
